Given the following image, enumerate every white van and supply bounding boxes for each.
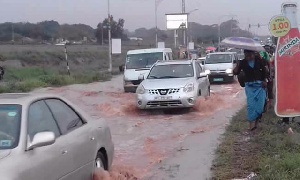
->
[204,52,238,83]
[123,48,173,92]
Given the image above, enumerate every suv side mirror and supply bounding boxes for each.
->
[199,72,207,78]
[138,75,144,80]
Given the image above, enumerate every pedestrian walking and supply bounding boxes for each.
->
[233,49,269,131]
[259,50,274,111]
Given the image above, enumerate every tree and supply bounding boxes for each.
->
[38,21,60,40]
[95,16,126,43]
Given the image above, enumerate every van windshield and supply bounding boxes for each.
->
[205,54,232,64]
[126,52,163,69]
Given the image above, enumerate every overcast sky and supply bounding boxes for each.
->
[0,0,294,35]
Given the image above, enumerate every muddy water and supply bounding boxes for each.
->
[34,76,245,180]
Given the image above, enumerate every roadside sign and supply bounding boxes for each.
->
[188,42,194,50]
[112,39,121,54]
[269,15,291,37]
[157,42,165,48]
[274,2,300,117]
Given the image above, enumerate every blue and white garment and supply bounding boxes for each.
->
[245,81,267,121]
[244,60,267,121]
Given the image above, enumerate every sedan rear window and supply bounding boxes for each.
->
[0,105,21,150]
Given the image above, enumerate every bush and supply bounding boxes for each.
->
[0,67,114,93]
[39,75,75,86]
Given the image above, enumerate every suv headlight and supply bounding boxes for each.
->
[183,83,194,93]
[226,69,233,74]
[136,85,146,94]
[205,70,211,75]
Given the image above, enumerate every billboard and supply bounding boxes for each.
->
[273,2,300,117]
[157,42,165,48]
[112,39,121,54]
[188,42,194,50]
[166,13,188,30]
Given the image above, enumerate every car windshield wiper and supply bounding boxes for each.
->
[67,118,81,130]
[135,68,150,71]
[158,76,180,79]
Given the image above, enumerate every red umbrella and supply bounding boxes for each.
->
[206,46,216,51]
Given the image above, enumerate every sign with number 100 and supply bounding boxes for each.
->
[269,15,291,37]
[273,22,290,31]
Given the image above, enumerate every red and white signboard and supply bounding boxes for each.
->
[273,3,300,117]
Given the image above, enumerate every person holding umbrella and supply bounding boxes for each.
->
[233,49,269,131]
[220,37,269,131]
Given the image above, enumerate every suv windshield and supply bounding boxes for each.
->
[0,105,21,150]
[126,52,163,69]
[205,54,233,64]
[148,64,194,79]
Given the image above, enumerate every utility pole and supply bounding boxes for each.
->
[182,0,185,13]
[155,0,158,48]
[182,0,186,47]
[101,24,104,46]
[11,23,14,44]
[218,14,237,52]
[108,0,112,73]
[230,18,233,35]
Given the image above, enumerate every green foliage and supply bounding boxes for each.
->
[0,67,112,93]
[0,21,96,42]
[212,107,300,180]
[95,16,127,43]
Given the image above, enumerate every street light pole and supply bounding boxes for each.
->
[108,0,112,73]
[155,0,158,48]
[186,8,198,57]
[218,14,237,52]
[182,0,186,46]
[155,0,165,48]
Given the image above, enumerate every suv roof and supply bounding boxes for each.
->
[127,48,172,55]
[208,52,237,55]
[155,60,193,66]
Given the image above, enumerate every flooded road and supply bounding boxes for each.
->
[34,75,245,180]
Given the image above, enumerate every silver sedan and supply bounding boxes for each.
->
[0,93,114,180]
[136,60,210,109]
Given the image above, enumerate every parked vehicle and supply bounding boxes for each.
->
[204,52,238,83]
[136,60,210,109]
[189,50,200,59]
[0,93,114,180]
[226,48,245,60]
[198,56,206,67]
[0,66,4,80]
[123,48,173,92]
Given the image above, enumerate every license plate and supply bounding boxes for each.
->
[213,78,224,82]
[154,96,172,100]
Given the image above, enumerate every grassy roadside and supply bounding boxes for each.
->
[211,107,300,180]
[0,67,117,93]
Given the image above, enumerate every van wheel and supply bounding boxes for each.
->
[208,86,211,96]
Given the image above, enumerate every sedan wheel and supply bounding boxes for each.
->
[95,151,107,170]
[93,152,108,180]
[95,158,104,169]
